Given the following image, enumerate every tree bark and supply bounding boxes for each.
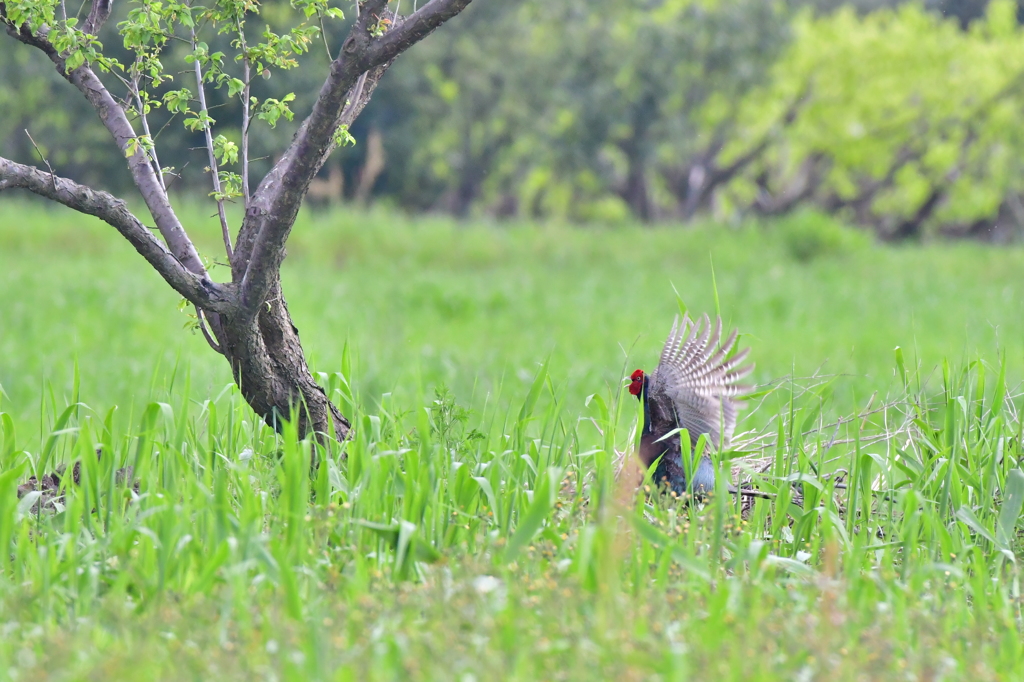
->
[219,282,350,440]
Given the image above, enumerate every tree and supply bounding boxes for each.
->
[0,0,472,440]
[378,0,789,222]
[370,0,553,216]
[727,0,1024,238]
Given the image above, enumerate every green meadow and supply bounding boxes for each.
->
[1,199,1024,679]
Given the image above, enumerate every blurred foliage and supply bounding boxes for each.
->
[732,0,1024,239]
[0,0,350,193]
[0,33,116,184]
[378,0,789,221]
[771,209,871,262]
[4,0,1024,238]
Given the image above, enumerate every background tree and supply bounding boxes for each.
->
[372,0,788,223]
[0,0,472,439]
[729,0,1024,239]
[6,0,1024,239]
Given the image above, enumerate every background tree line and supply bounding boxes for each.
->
[4,0,1024,239]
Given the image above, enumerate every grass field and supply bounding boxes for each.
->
[2,198,1024,679]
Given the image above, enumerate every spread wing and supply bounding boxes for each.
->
[648,313,754,450]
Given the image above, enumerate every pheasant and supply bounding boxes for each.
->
[629,313,754,496]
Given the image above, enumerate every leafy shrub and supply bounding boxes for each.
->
[774,210,871,262]
[573,195,633,225]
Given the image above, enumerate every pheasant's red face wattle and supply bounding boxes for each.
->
[628,369,645,396]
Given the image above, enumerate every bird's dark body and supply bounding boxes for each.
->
[630,314,753,497]
[638,375,717,495]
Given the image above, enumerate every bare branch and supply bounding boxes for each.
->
[191,29,234,261]
[822,146,921,216]
[82,0,111,35]
[678,90,807,219]
[129,70,166,191]
[0,157,235,313]
[363,0,474,66]
[234,0,473,318]
[24,129,56,191]
[344,72,370,124]
[318,12,333,61]
[196,307,224,354]
[889,129,976,240]
[753,154,826,215]
[1,11,208,280]
[237,19,252,207]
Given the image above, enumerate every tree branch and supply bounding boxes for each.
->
[129,69,166,192]
[363,0,474,66]
[668,89,807,220]
[708,91,805,187]
[24,129,57,190]
[233,0,473,320]
[82,0,111,36]
[196,307,224,354]
[889,127,978,240]
[0,157,235,312]
[237,18,252,207]
[821,145,921,216]
[190,29,233,260]
[1,10,208,281]
[753,154,826,215]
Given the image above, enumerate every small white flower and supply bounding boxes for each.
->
[472,575,502,594]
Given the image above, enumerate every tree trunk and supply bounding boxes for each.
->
[680,163,708,220]
[623,153,653,222]
[889,186,944,242]
[217,281,351,441]
[618,93,658,222]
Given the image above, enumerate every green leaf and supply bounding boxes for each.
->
[956,505,997,545]
[40,402,83,474]
[517,357,549,427]
[504,467,560,561]
[996,468,1024,550]
[472,476,499,520]
[762,554,815,578]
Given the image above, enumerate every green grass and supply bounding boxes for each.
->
[4,198,1024,431]
[1,198,1024,679]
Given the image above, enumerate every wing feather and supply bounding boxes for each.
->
[648,314,754,449]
